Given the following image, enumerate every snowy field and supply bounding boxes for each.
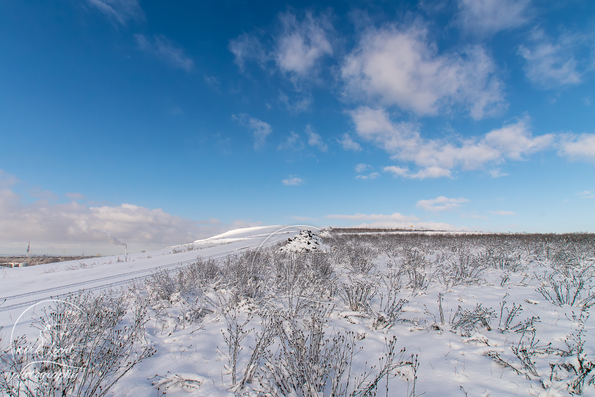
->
[1,227,595,396]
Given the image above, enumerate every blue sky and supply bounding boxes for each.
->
[1,0,594,255]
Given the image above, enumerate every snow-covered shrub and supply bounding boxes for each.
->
[497,302,541,334]
[184,257,222,288]
[255,305,417,397]
[401,248,432,293]
[339,277,377,312]
[0,291,154,397]
[220,251,272,300]
[220,294,253,386]
[450,303,496,336]
[272,252,336,315]
[442,248,487,287]
[373,293,408,330]
[537,268,595,308]
[260,309,356,396]
[145,268,182,303]
[344,243,377,274]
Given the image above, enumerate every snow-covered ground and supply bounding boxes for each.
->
[1,227,594,396]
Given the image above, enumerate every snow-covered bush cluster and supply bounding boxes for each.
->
[2,230,595,396]
[0,291,155,396]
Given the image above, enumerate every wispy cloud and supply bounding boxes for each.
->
[86,0,144,25]
[384,166,452,180]
[455,0,531,35]
[488,168,508,178]
[135,35,194,71]
[28,187,58,201]
[355,164,380,179]
[230,10,333,77]
[342,23,505,119]
[338,134,362,151]
[356,172,380,180]
[489,210,517,216]
[416,196,469,212]
[305,124,328,151]
[275,11,333,77]
[557,133,595,162]
[279,90,313,112]
[291,216,316,221]
[577,190,595,199]
[0,170,20,187]
[325,212,463,230]
[282,177,303,186]
[233,114,273,149]
[326,212,418,222]
[229,33,268,72]
[351,107,553,178]
[355,164,369,173]
[230,11,333,112]
[65,192,87,200]
[461,213,489,220]
[518,30,585,89]
[278,131,304,150]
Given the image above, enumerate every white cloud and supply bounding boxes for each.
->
[279,90,313,112]
[0,186,226,254]
[577,191,595,199]
[135,35,194,72]
[0,170,19,187]
[291,216,316,221]
[305,125,328,152]
[65,192,87,200]
[461,213,489,220]
[519,30,584,89]
[325,212,463,230]
[356,172,380,180]
[338,134,362,151]
[282,177,303,186]
[416,196,469,212]
[384,165,452,180]
[488,168,508,178]
[229,12,332,112]
[278,131,303,150]
[229,33,268,72]
[355,164,369,173]
[557,133,595,162]
[483,119,553,160]
[275,11,333,76]
[229,10,332,80]
[86,0,144,24]
[341,24,505,119]
[232,114,273,149]
[489,210,517,216]
[28,187,58,201]
[456,0,530,35]
[326,212,418,222]
[351,107,553,178]
[382,166,410,178]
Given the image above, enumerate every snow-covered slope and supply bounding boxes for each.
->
[0,225,299,330]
